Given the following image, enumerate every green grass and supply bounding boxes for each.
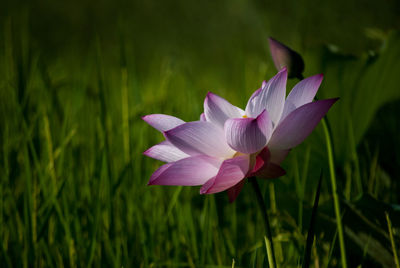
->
[1,1,400,267]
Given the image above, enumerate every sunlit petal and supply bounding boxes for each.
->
[143,140,189,162]
[281,74,323,120]
[204,92,244,128]
[200,155,250,194]
[225,110,272,154]
[245,68,287,125]
[148,155,222,186]
[268,98,339,150]
[142,114,185,132]
[165,121,235,158]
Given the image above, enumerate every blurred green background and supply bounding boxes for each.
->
[1,0,400,267]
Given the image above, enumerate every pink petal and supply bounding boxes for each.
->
[270,149,290,164]
[252,159,286,178]
[143,140,189,162]
[255,163,286,179]
[249,148,286,179]
[142,114,185,132]
[268,37,304,79]
[226,180,245,203]
[148,155,221,186]
[204,92,244,128]
[224,110,272,154]
[280,74,323,120]
[245,68,287,125]
[148,163,171,185]
[250,147,271,174]
[240,82,264,116]
[165,121,235,158]
[200,113,206,121]
[248,84,263,100]
[268,98,339,150]
[269,37,291,71]
[200,155,250,194]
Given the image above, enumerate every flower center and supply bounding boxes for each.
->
[242,115,248,118]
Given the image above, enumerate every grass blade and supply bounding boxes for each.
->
[249,177,277,268]
[322,117,348,268]
[302,172,323,268]
[385,212,400,268]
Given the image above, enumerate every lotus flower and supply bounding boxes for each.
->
[269,37,305,79]
[143,68,338,202]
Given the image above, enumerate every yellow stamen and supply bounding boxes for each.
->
[242,115,248,118]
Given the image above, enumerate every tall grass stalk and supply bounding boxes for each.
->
[385,212,400,268]
[121,67,130,164]
[249,177,276,268]
[302,173,322,268]
[321,118,347,268]
[269,183,283,265]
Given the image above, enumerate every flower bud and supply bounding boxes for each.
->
[268,37,305,79]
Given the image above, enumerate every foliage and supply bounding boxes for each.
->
[0,1,399,266]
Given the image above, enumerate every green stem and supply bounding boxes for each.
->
[386,212,400,268]
[321,118,347,268]
[249,177,276,268]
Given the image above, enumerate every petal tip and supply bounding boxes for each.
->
[143,146,158,158]
[200,184,211,194]
[273,66,288,75]
[200,177,215,194]
[148,174,158,185]
[148,170,163,186]
[204,92,212,111]
[268,37,284,48]
[328,97,340,105]
[276,66,289,78]
[142,115,149,122]
[315,73,324,81]
[205,91,219,102]
[143,148,151,156]
[205,91,216,101]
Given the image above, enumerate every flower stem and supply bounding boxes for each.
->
[385,212,400,268]
[249,177,276,268]
[321,118,347,268]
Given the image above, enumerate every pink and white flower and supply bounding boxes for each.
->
[143,68,338,202]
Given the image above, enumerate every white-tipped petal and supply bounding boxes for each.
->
[200,155,250,194]
[144,140,189,162]
[245,68,287,125]
[142,114,185,132]
[148,155,221,186]
[204,92,244,128]
[281,74,323,120]
[268,98,339,150]
[224,110,272,154]
[165,121,235,158]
